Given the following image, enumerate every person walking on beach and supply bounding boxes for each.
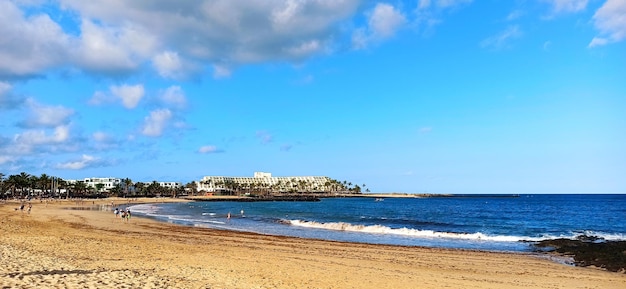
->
[27,203,32,214]
[126,208,131,222]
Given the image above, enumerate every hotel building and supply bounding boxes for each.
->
[197,172,332,193]
[66,177,122,191]
[159,182,183,189]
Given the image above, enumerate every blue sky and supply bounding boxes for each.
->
[0,0,624,193]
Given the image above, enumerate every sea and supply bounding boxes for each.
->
[128,194,626,252]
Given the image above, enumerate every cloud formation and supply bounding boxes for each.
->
[17,99,74,128]
[589,0,626,47]
[0,1,69,78]
[480,25,522,50]
[159,86,187,110]
[141,108,173,137]
[543,0,588,14]
[256,130,273,144]
[198,145,224,154]
[111,84,145,109]
[353,3,406,49]
[56,154,103,170]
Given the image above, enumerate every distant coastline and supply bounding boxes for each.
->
[183,192,521,202]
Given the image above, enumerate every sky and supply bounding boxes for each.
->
[0,0,624,194]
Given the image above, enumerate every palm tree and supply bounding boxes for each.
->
[0,173,5,198]
[123,178,133,198]
[135,182,146,197]
[17,172,32,198]
[54,177,66,199]
[72,181,88,199]
[184,181,197,196]
[38,174,51,196]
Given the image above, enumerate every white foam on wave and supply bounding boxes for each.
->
[285,220,542,242]
[201,212,217,216]
[128,204,160,214]
[577,230,626,241]
[285,220,626,242]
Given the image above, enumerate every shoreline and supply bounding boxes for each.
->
[2,198,625,288]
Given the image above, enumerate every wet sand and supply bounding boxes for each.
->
[1,198,624,288]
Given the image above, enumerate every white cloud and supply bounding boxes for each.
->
[0,81,11,95]
[418,0,473,10]
[589,0,626,47]
[160,86,187,110]
[0,81,25,110]
[58,0,361,73]
[0,1,69,78]
[141,108,172,137]
[56,154,98,170]
[18,99,74,128]
[198,145,223,154]
[480,25,522,50]
[110,84,144,109]
[0,155,14,165]
[414,0,472,34]
[543,0,588,14]
[370,3,407,38]
[588,37,609,47]
[353,3,406,49]
[153,51,182,78]
[152,51,201,79]
[256,130,273,144]
[11,125,71,155]
[87,91,112,106]
[280,144,293,151]
[73,19,158,75]
[92,131,110,142]
[419,127,433,133]
[506,10,524,21]
[213,64,232,79]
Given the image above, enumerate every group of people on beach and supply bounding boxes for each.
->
[113,207,131,222]
[15,202,32,214]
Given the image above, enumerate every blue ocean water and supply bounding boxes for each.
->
[129,194,626,252]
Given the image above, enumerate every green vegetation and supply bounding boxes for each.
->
[0,172,184,199]
[0,172,368,199]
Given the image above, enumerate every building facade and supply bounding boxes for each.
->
[197,172,331,193]
[66,177,122,191]
[159,182,182,189]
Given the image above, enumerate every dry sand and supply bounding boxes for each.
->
[1,198,625,289]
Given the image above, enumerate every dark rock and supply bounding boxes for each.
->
[533,236,626,273]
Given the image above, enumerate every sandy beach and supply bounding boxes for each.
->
[1,198,624,289]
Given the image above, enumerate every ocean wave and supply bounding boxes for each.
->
[128,204,161,214]
[284,220,533,242]
[284,220,626,243]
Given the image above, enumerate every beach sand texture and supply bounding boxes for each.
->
[1,199,625,289]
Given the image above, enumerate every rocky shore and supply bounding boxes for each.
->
[533,236,626,273]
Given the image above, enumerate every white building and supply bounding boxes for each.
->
[197,172,331,193]
[159,182,182,189]
[66,177,122,191]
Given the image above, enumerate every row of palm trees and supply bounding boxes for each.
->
[0,172,190,199]
[1,172,370,199]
